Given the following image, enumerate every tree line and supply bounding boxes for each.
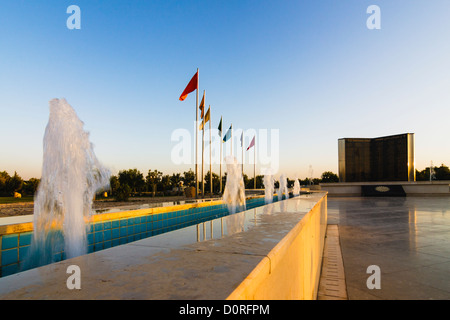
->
[0,171,40,197]
[416,164,450,181]
[2,164,448,200]
[0,168,339,200]
[108,169,342,201]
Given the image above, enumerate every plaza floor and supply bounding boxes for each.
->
[326,196,450,300]
[1,195,449,300]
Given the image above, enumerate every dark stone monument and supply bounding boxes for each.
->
[338,133,415,182]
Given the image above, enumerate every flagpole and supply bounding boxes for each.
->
[254,140,256,189]
[219,117,223,194]
[209,105,212,196]
[202,113,205,198]
[241,132,244,177]
[230,124,233,157]
[195,68,199,198]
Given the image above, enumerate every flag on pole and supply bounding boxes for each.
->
[223,125,232,142]
[179,71,198,101]
[218,116,223,193]
[247,136,255,151]
[199,106,210,130]
[204,106,210,123]
[199,91,205,119]
[217,117,222,136]
[241,131,244,174]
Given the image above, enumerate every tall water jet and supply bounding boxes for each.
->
[308,165,314,186]
[26,98,110,268]
[278,174,288,200]
[223,156,246,214]
[263,174,274,204]
[293,178,300,196]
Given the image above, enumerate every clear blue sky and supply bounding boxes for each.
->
[1,0,449,180]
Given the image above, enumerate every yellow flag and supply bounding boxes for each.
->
[204,106,210,123]
[199,106,210,130]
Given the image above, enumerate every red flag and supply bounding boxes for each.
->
[179,71,198,101]
[247,136,255,151]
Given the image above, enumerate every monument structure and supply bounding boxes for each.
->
[338,133,415,183]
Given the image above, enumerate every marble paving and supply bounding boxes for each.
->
[327,196,450,300]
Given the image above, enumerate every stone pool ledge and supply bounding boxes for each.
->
[0,192,327,300]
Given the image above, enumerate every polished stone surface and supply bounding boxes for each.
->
[328,196,450,300]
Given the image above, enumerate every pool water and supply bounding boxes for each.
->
[0,195,287,277]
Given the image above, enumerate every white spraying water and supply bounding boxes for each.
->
[223,156,246,214]
[263,174,274,204]
[28,98,110,267]
[278,174,288,200]
[293,179,300,196]
[308,165,314,185]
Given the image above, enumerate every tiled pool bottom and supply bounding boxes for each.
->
[0,195,285,277]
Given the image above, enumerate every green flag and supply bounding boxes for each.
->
[218,116,222,136]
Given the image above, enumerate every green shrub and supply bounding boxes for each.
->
[114,184,131,201]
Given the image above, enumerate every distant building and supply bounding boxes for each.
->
[338,133,415,182]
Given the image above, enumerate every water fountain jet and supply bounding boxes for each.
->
[25,98,110,269]
[278,174,288,200]
[223,156,246,214]
[263,174,274,204]
[293,178,300,196]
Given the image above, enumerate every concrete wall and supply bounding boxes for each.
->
[320,181,450,197]
[227,194,327,300]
